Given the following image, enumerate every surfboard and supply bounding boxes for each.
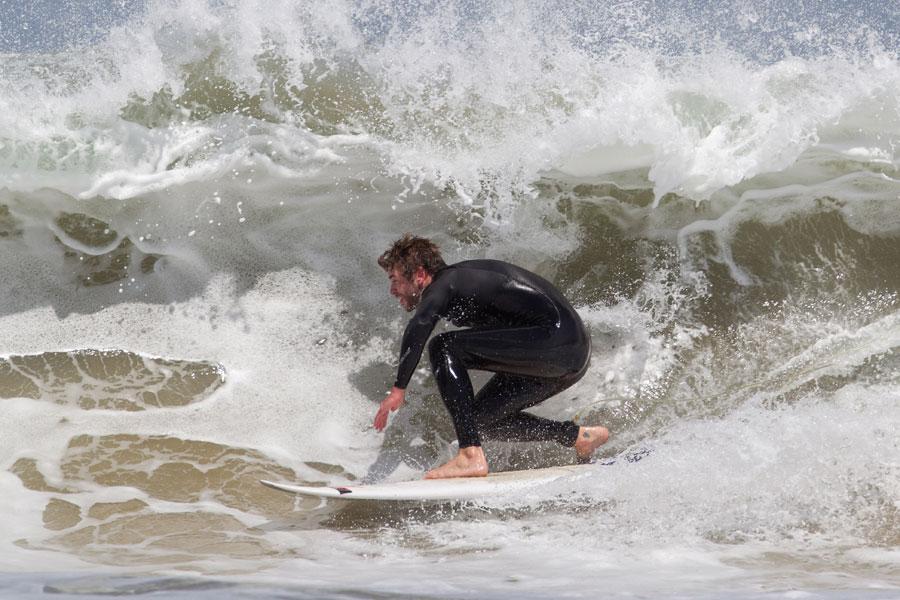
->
[260,463,593,502]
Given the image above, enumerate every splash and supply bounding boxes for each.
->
[0,0,896,207]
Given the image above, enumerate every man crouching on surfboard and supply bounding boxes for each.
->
[373,234,609,479]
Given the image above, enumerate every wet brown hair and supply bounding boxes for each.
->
[377,234,447,279]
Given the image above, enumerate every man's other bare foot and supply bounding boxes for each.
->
[425,446,489,479]
[574,426,610,462]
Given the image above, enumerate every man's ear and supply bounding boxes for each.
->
[414,267,428,285]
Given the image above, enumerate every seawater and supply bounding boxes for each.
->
[0,1,898,598]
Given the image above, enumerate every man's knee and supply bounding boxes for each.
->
[428,332,455,371]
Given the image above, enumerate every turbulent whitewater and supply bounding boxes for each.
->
[0,1,898,598]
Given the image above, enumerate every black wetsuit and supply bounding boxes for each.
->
[394,259,591,449]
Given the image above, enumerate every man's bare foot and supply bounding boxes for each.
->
[574,426,609,462]
[425,446,489,479]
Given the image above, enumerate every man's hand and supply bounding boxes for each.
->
[374,386,406,431]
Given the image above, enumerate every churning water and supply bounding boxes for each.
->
[0,1,898,598]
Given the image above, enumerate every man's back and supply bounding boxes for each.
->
[418,259,578,329]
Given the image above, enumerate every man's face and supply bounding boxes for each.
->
[389,268,421,312]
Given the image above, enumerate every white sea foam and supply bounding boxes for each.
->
[0,1,896,209]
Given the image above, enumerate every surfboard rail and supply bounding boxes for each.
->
[260,463,591,502]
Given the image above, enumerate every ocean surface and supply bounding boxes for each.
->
[0,1,898,598]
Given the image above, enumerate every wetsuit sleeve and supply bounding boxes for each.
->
[393,278,450,389]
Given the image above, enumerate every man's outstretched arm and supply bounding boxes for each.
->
[374,273,450,431]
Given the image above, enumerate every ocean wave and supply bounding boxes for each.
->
[0,2,898,593]
[0,0,896,205]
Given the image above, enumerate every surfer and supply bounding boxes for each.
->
[374,234,609,479]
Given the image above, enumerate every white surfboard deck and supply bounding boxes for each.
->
[261,463,592,502]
